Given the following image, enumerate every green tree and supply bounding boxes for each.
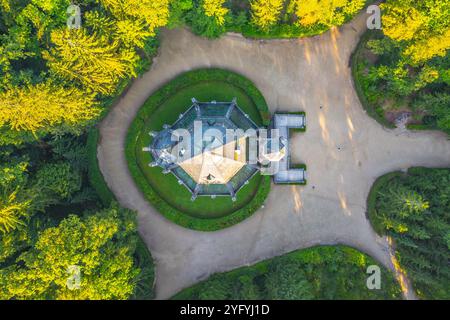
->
[198,275,233,299]
[237,275,261,299]
[381,0,450,65]
[265,258,314,300]
[373,168,450,299]
[413,93,450,133]
[34,162,82,201]
[0,205,139,300]
[250,0,283,31]
[0,161,31,234]
[43,28,138,95]
[167,0,193,28]
[187,1,227,38]
[0,81,100,144]
[293,0,365,27]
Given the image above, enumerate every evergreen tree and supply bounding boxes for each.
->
[43,29,138,95]
[0,205,139,300]
[0,81,100,139]
[250,0,283,31]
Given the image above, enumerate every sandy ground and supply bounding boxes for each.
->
[98,12,450,299]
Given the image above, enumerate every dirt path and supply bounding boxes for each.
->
[98,12,450,299]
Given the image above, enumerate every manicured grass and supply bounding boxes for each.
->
[141,80,264,129]
[126,69,271,230]
[172,245,402,300]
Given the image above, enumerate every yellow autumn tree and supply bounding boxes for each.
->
[293,0,365,27]
[251,0,284,30]
[0,190,31,233]
[88,0,169,49]
[381,4,427,41]
[85,11,152,49]
[43,28,138,95]
[381,0,450,65]
[0,82,100,135]
[0,0,10,12]
[97,0,170,36]
[404,29,450,64]
[0,161,31,234]
[202,0,229,25]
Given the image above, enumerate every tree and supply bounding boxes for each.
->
[97,0,170,36]
[198,276,233,299]
[85,0,169,48]
[293,0,365,27]
[265,259,314,300]
[413,93,450,133]
[237,275,261,299]
[167,0,193,28]
[187,2,226,38]
[0,161,31,234]
[202,0,228,26]
[43,28,138,95]
[0,205,139,300]
[34,162,82,201]
[373,168,450,299]
[404,29,450,64]
[0,81,100,141]
[381,0,450,64]
[0,29,34,90]
[251,0,283,31]
[361,1,449,129]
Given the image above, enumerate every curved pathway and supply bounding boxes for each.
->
[98,12,450,299]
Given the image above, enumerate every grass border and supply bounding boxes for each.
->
[87,127,116,207]
[126,68,272,231]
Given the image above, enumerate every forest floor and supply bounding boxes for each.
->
[98,12,450,299]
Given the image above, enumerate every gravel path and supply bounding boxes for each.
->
[98,12,450,299]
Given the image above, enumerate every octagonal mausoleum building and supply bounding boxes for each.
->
[144,98,305,201]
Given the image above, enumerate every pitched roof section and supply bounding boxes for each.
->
[178,137,247,184]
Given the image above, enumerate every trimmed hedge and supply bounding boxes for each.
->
[126,69,272,231]
[87,127,116,206]
[131,236,156,300]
